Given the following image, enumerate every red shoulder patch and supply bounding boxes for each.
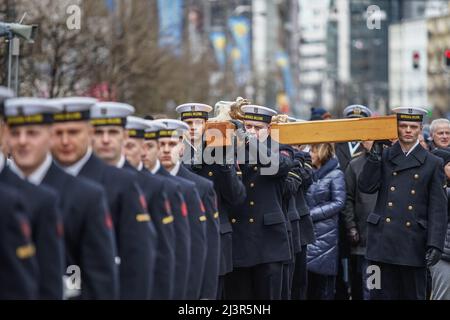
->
[56,221,64,238]
[164,199,172,215]
[20,218,31,240]
[200,201,206,214]
[139,194,148,211]
[105,212,113,229]
[181,202,188,217]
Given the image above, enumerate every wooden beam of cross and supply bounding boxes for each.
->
[204,115,398,146]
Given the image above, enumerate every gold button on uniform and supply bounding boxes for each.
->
[208,171,213,177]
[385,217,391,223]
[253,166,258,172]
[250,201,255,206]
[408,205,413,211]
[393,172,397,176]
[250,182,255,188]
[388,202,393,207]
[406,221,411,227]
[249,218,254,223]
[390,186,396,191]
[231,218,236,224]
[414,174,419,179]
[411,190,416,195]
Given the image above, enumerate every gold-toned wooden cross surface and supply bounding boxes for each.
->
[205,115,398,146]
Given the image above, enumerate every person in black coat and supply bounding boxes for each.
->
[2,98,64,299]
[122,116,176,300]
[429,148,450,300]
[334,105,372,300]
[142,121,192,300]
[224,105,294,300]
[176,102,247,299]
[279,145,302,300]
[342,141,378,300]
[6,97,118,299]
[51,99,157,299]
[0,183,38,300]
[155,164,207,299]
[359,107,448,300]
[291,149,315,300]
[154,118,213,299]
[178,163,220,299]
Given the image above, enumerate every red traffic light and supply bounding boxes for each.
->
[445,49,450,67]
[412,51,420,69]
[445,49,450,59]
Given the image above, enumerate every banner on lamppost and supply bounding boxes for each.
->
[157,0,184,56]
[228,16,251,85]
[276,51,294,109]
[210,31,226,70]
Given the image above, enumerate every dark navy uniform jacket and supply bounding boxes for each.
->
[282,149,304,256]
[359,142,448,267]
[144,166,191,300]
[123,161,175,299]
[0,183,38,299]
[78,154,157,299]
[231,139,294,267]
[294,179,315,247]
[42,162,118,299]
[156,165,207,299]
[292,151,315,246]
[187,159,246,276]
[0,166,64,299]
[178,164,220,299]
[286,196,302,254]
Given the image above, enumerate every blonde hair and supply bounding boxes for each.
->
[311,143,335,166]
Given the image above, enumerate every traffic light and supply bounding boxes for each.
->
[412,51,420,70]
[445,49,450,68]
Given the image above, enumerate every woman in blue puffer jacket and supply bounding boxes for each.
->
[306,143,346,300]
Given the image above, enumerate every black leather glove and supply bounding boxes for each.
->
[229,119,250,144]
[294,151,312,168]
[284,170,303,196]
[346,227,360,246]
[426,247,442,267]
[368,141,384,162]
[229,119,244,130]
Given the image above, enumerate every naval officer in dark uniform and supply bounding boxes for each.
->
[359,107,448,300]
[154,118,211,299]
[123,115,176,299]
[0,89,39,299]
[51,100,157,299]
[10,97,118,300]
[335,105,372,171]
[175,102,246,299]
[142,120,192,299]
[334,104,372,300]
[224,105,294,300]
[2,98,64,299]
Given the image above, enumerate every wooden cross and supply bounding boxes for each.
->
[205,115,398,146]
